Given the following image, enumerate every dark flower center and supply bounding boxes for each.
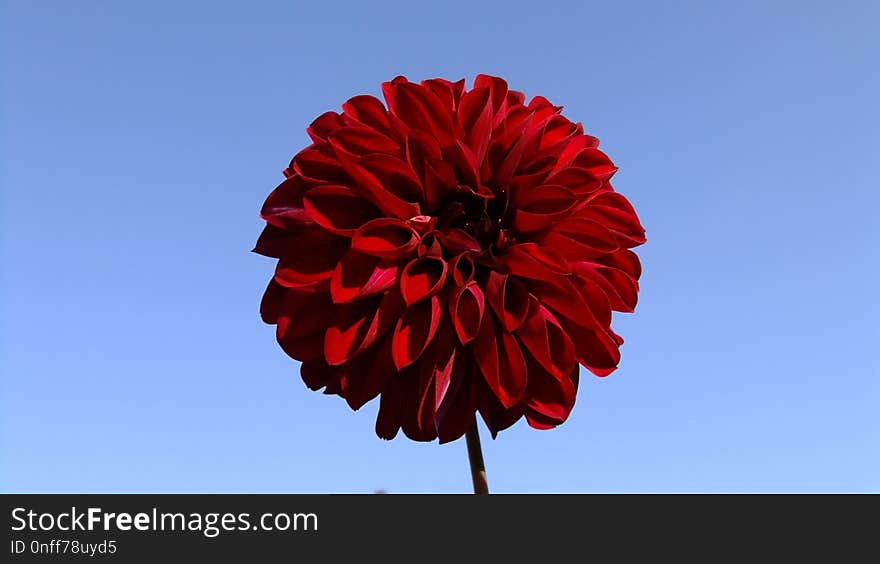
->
[437,185,512,249]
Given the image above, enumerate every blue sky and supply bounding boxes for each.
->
[2,0,877,492]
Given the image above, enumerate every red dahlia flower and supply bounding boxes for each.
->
[255,74,645,445]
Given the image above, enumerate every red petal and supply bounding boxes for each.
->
[358,153,423,209]
[277,292,332,339]
[274,227,348,289]
[260,175,312,230]
[404,130,442,180]
[400,256,448,305]
[412,323,457,440]
[384,81,454,145]
[339,337,395,410]
[540,218,619,262]
[499,243,569,280]
[513,185,577,232]
[306,111,345,143]
[493,117,540,188]
[324,292,404,364]
[291,146,350,184]
[279,334,324,363]
[580,191,646,246]
[571,261,639,312]
[408,215,438,235]
[539,115,579,152]
[571,147,618,181]
[543,167,604,196]
[555,317,621,377]
[457,87,493,163]
[435,356,476,444]
[375,373,408,440]
[524,359,578,426]
[450,282,484,344]
[330,250,399,303]
[277,293,335,362]
[572,262,639,312]
[424,326,457,419]
[324,296,386,366]
[477,388,525,439]
[450,253,476,286]
[302,185,383,235]
[572,274,614,327]
[496,329,528,407]
[328,125,400,156]
[327,152,420,220]
[443,141,488,195]
[488,105,530,158]
[484,270,530,331]
[407,366,439,441]
[259,279,285,324]
[527,95,562,121]
[474,74,509,116]
[363,291,406,349]
[437,228,481,255]
[516,298,576,380]
[602,249,642,280]
[417,230,443,258]
[421,78,456,111]
[422,157,458,213]
[553,134,601,172]
[511,170,546,198]
[529,275,621,375]
[470,314,498,401]
[342,95,391,134]
[300,359,336,391]
[351,218,419,259]
[253,223,297,259]
[506,89,526,107]
[392,295,442,369]
[527,276,609,330]
[524,412,558,430]
[470,314,527,409]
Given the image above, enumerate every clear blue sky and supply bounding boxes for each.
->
[2,1,877,493]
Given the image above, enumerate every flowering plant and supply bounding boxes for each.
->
[255,75,645,492]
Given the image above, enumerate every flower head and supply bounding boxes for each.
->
[255,75,645,442]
